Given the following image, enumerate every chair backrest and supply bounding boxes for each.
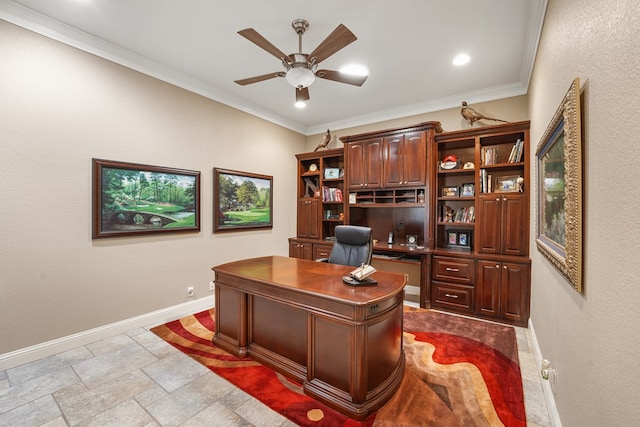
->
[328,225,373,267]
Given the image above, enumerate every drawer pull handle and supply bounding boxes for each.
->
[445,267,460,272]
[445,293,459,299]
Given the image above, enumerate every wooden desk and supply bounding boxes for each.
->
[212,256,406,420]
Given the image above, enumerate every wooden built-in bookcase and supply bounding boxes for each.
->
[289,121,531,326]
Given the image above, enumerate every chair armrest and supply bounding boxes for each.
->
[315,258,329,263]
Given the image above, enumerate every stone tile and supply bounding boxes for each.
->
[145,372,235,426]
[0,378,8,393]
[0,394,61,426]
[0,366,78,413]
[516,327,531,353]
[59,369,156,425]
[86,333,137,357]
[181,401,252,427]
[133,330,180,359]
[41,416,70,427]
[7,346,93,385]
[77,398,154,427]
[523,378,551,427]
[72,343,157,389]
[519,350,540,383]
[53,380,89,404]
[134,381,168,407]
[142,352,209,393]
[127,327,148,338]
[219,386,252,411]
[235,396,289,427]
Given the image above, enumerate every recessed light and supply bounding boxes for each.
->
[295,101,306,109]
[339,64,369,76]
[453,53,470,66]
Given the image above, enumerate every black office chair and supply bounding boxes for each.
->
[317,225,373,267]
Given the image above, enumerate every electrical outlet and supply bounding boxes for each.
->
[187,286,195,297]
[209,281,215,292]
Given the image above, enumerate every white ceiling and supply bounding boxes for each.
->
[0,0,547,135]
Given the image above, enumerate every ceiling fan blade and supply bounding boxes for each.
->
[296,87,310,102]
[238,28,290,61]
[308,24,357,63]
[316,69,367,86]
[234,72,284,86]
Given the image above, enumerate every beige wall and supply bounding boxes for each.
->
[305,95,529,150]
[528,0,640,425]
[0,20,304,354]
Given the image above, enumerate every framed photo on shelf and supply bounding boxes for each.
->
[214,168,273,233]
[457,231,471,247]
[495,175,521,193]
[442,186,459,197]
[324,168,341,179]
[92,158,200,239]
[461,183,475,197]
[448,231,458,245]
[535,77,583,293]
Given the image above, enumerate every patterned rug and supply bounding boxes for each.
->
[151,306,525,426]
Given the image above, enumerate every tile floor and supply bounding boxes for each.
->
[0,307,551,426]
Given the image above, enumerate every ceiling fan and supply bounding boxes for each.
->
[234,19,367,103]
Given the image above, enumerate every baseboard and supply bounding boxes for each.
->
[0,296,214,371]
[528,318,563,427]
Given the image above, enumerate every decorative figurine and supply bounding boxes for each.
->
[460,101,509,127]
[314,129,332,151]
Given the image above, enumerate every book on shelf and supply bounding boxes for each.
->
[481,147,499,165]
[322,186,343,202]
[508,139,524,163]
[479,169,493,193]
[453,205,475,223]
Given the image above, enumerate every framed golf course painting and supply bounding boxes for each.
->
[214,168,273,232]
[92,159,200,238]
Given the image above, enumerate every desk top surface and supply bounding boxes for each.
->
[213,256,406,304]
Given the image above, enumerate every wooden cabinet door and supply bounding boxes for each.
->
[347,142,365,189]
[476,195,502,254]
[289,240,313,259]
[477,194,527,256]
[383,132,426,188]
[383,135,403,187]
[401,131,426,186]
[476,261,501,318]
[501,262,530,323]
[502,194,528,256]
[364,138,383,189]
[297,199,319,239]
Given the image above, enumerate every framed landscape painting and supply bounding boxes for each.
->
[214,168,273,232]
[535,77,583,293]
[92,159,200,238]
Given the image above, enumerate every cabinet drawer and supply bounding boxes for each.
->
[313,244,333,260]
[432,281,474,313]
[432,256,475,284]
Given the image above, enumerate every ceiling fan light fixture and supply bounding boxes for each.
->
[285,66,316,88]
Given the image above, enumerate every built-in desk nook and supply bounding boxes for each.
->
[212,255,407,420]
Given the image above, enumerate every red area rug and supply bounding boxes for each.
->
[151,306,525,426]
